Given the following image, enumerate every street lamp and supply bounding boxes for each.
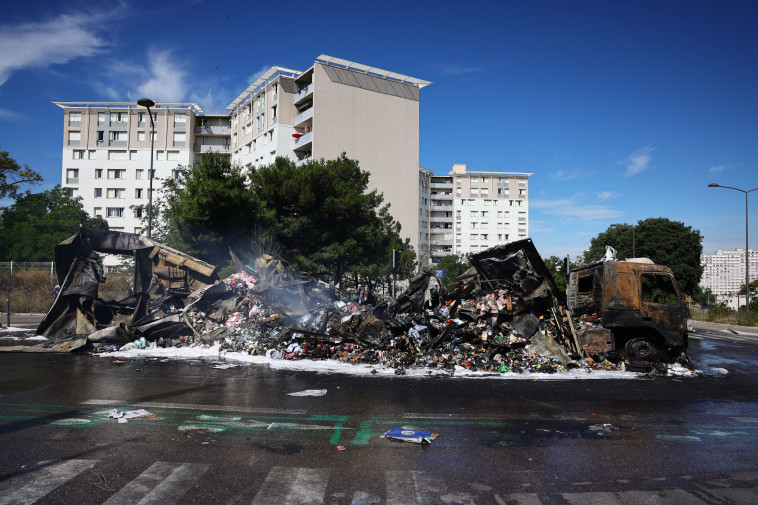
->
[708,183,758,317]
[610,223,635,257]
[137,98,156,238]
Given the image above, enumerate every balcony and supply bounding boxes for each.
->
[293,107,313,128]
[293,131,312,150]
[296,156,312,167]
[294,84,313,104]
[431,201,452,209]
[194,144,231,154]
[430,182,453,189]
[66,177,79,184]
[430,216,453,223]
[194,125,231,135]
[431,192,453,200]
[109,141,127,147]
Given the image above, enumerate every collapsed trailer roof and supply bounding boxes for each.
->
[37,228,219,340]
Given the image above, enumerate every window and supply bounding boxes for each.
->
[470,234,478,240]
[173,132,185,145]
[174,113,186,125]
[641,274,679,305]
[497,211,503,218]
[66,169,79,184]
[456,210,461,218]
[471,176,479,183]
[471,188,479,197]
[136,169,143,180]
[67,131,80,145]
[272,105,277,120]
[107,169,125,179]
[134,207,143,218]
[94,188,103,198]
[135,188,143,199]
[107,188,124,198]
[471,222,478,229]
[480,222,488,229]
[482,176,489,183]
[156,151,166,161]
[88,150,96,159]
[73,150,84,159]
[110,112,128,123]
[94,207,102,216]
[95,169,103,179]
[172,169,182,180]
[138,131,146,141]
[481,188,489,197]
[470,211,479,217]
[107,207,124,218]
[481,234,488,241]
[456,189,461,197]
[481,211,489,217]
[468,199,474,205]
[167,150,180,161]
[108,150,127,160]
[98,112,107,124]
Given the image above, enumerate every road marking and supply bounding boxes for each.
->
[0,459,98,505]
[82,399,306,415]
[103,461,209,505]
[251,467,329,505]
[561,489,710,504]
[385,470,479,504]
[494,494,542,505]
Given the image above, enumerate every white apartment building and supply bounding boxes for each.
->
[57,55,430,270]
[427,164,532,264]
[700,249,758,297]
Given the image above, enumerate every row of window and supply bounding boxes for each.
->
[457,176,528,185]
[68,112,183,125]
[70,149,183,161]
[93,188,152,199]
[458,199,525,207]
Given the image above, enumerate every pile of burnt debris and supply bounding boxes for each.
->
[33,228,692,375]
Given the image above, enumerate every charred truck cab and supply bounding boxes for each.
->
[567,259,690,359]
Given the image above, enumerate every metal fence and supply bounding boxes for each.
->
[0,262,56,281]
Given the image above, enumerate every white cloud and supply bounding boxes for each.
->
[532,198,625,221]
[709,165,726,174]
[552,169,589,181]
[246,65,273,86]
[129,49,188,102]
[436,64,482,75]
[0,108,20,118]
[0,6,125,87]
[595,191,621,201]
[618,145,654,177]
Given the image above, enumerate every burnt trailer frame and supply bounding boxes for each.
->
[36,228,219,345]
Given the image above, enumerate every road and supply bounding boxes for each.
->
[0,324,756,504]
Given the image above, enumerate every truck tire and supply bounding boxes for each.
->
[625,338,656,360]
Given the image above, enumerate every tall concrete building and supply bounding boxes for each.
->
[56,55,430,270]
[700,249,758,298]
[426,164,532,264]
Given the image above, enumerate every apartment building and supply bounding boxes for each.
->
[700,248,758,297]
[57,55,430,269]
[428,164,532,264]
[54,101,208,243]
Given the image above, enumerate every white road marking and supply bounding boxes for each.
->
[251,467,329,505]
[561,488,710,504]
[82,399,306,415]
[103,461,209,505]
[0,459,97,505]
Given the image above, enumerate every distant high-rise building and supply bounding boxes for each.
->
[700,248,758,296]
[425,164,532,264]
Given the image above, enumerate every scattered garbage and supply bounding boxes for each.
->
[380,427,439,444]
[107,408,154,424]
[588,423,620,434]
[287,389,328,397]
[27,231,693,377]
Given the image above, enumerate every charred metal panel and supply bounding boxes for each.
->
[576,326,614,355]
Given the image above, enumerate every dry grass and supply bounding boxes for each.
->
[0,270,132,313]
[691,306,757,326]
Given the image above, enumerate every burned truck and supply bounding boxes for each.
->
[567,258,691,360]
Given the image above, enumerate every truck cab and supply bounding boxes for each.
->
[567,260,690,359]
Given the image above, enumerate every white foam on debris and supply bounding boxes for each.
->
[94,344,695,379]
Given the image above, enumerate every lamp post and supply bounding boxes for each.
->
[137,98,156,238]
[708,183,758,317]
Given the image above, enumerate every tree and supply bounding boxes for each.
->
[436,254,471,289]
[584,218,703,294]
[0,150,43,199]
[161,152,260,266]
[0,186,108,261]
[248,155,415,287]
[543,255,578,294]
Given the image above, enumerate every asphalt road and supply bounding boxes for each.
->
[0,325,756,504]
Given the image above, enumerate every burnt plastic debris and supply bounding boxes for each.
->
[30,233,692,374]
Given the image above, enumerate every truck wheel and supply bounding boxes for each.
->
[625,338,656,359]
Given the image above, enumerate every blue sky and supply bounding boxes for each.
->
[1,0,756,259]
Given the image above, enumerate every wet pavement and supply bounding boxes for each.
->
[0,325,756,504]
